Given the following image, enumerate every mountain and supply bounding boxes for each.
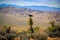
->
[0,4,60,28]
[0,4,60,12]
[23,6,60,12]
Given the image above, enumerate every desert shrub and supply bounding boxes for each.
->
[34,26,40,32]
[49,26,57,32]
[5,33,17,40]
[0,25,8,36]
[0,31,6,36]
[46,21,60,37]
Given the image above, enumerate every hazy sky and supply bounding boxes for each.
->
[0,0,60,8]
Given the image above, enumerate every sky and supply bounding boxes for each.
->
[0,0,60,8]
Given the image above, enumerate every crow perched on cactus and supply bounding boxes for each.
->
[28,14,34,34]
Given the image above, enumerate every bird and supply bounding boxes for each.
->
[29,14,33,17]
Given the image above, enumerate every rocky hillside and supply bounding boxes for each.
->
[0,4,60,27]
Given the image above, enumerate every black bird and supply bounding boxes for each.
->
[29,14,33,17]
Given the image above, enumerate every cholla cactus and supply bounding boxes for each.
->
[28,14,34,34]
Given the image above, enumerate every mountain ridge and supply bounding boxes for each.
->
[0,4,60,12]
